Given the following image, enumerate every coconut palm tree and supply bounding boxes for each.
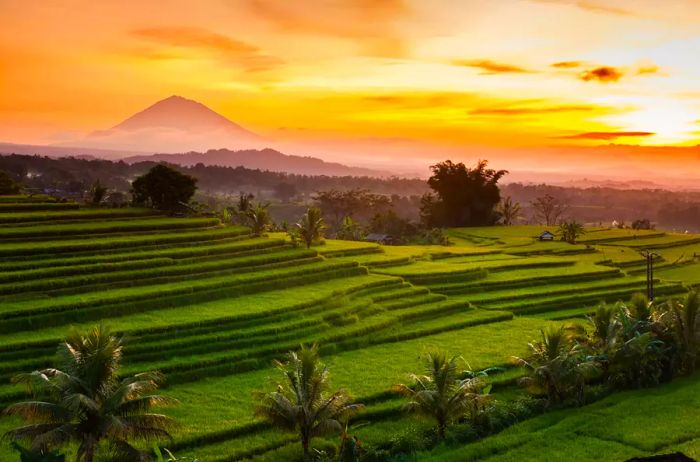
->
[497,196,521,226]
[3,325,176,462]
[512,327,598,405]
[254,344,363,461]
[392,350,486,439]
[665,290,700,374]
[295,207,326,249]
[245,202,271,236]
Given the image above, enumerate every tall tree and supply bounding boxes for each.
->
[392,350,487,439]
[3,325,176,462]
[254,345,363,461]
[131,164,197,212]
[497,196,521,225]
[421,160,507,228]
[531,193,568,226]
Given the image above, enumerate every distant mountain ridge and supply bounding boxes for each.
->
[123,148,385,177]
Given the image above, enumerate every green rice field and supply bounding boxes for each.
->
[1,198,699,461]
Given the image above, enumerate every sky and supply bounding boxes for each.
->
[2,0,700,180]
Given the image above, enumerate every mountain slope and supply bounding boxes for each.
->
[123,148,385,177]
[112,95,258,137]
[74,95,262,153]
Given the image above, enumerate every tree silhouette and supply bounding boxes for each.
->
[531,194,568,226]
[421,160,507,227]
[131,164,197,212]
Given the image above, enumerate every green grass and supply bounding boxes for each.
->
[419,372,700,461]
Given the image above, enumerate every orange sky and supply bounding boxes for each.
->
[2,0,700,175]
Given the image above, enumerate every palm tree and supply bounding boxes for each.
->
[3,325,176,462]
[665,290,700,374]
[497,196,521,226]
[557,220,585,244]
[254,344,363,461]
[245,202,271,236]
[392,350,485,439]
[295,207,326,249]
[512,327,597,405]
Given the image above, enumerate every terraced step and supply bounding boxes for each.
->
[0,202,79,212]
[462,277,651,306]
[0,248,319,297]
[0,261,367,332]
[0,237,284,272]
[429,266,623,295]
[0,226,250,257]
[480,282,685,315]
[0,208,160,224]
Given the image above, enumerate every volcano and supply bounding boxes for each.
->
[76,95,263,153]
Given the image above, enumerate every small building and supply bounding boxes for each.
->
[365,233,394,245]
[538,230,555,241]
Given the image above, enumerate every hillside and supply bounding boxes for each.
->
[123,147,386,176]
[0,198,698,460]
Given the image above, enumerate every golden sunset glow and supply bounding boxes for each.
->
[2,0,700,173]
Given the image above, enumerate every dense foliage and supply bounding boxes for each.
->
[3,326,175,462]
[131,164,198,212]
[421,160,507,227]
[0,170,22,195]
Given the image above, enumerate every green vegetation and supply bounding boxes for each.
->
[131,164,197,212]
[254,344,363,461]
[0,194,698,461]
[3,326,175,462]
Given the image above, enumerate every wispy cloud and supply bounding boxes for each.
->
[636,64,660,75]
[555,131,655,140]
[130,26,283,72]
[470,104,598,116]
[532,0,636,17]
[451,59,533,74]
[579,66,624,82]
[551,61,584,68]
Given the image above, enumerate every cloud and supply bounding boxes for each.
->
[579,66,624,82]
[363,93,456,107]
[551,61,583,68]
[532,0,635,16]
[245,0,409,58]
[470,104,598,116]
[451,59,533,74]
[130,26,283,72]
[636,64,659,75]
[555,131,655,140]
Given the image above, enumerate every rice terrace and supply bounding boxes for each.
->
[0,188,698,461]
[4,1,700,460]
